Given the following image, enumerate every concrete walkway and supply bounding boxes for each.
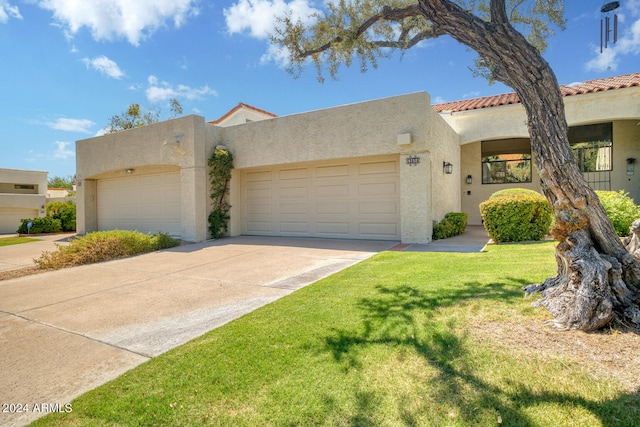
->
[0,229,490,426]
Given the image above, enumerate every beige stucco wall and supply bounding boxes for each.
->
[0,168,47,216]
[76,115,209,242]
[450,87,640,225]
[210,92,461,243]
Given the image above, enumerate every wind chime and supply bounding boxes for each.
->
[600,1,621,53]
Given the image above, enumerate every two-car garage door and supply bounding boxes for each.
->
[241,157,400,240]
[97,172,181,238]
[0,208,38,234]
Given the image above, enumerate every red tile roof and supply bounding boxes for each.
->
[209,102,277,124]
[433,72,640,113]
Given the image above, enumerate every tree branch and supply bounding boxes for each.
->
[490,0,509,24]
[293,4,438,59]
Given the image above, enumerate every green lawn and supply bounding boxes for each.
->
[33,242,640,426]
[0,236,39,247]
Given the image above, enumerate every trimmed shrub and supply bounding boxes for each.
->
[490,188,542,199]
[17,217,62,234]
[433,212,468,240]
[596,190,640,237]
[46,201,76,231]
[479,193,552,242]
[35,230,180,269]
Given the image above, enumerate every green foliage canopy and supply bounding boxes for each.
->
[48,175,75,189]
[272,0,565,82]
[107,98,183,134]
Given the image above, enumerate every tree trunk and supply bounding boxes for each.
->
[419,0,640,331]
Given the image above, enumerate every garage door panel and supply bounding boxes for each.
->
[359,223,399,237]
[317,202,350,215]
[246,171,272,182]
[359,181,398,196]
[280,168,309,180]
[246,221,273,233]
[359,160,397,175]
[316,184,349,197]
[279,186,308,199]
[97,172,181,238]
[279,202,308,215]
[317,222,350,235]
[242,157,400,240]
[280,222,309,233]
[359,202,397,215]
[317,164,349,177]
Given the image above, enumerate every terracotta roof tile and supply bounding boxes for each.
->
[433,72,640,113]
[209,102,277,124]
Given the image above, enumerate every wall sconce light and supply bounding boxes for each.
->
[466,175,473,184]
[125,168,135,175]
[443,162,453,174]
[627,158,636,175]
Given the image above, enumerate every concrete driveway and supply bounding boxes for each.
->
[0,236,394,427]
[0,233,73,273]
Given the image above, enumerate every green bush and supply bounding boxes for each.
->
[46,201,76,231]
[433,212,468,240]
[17,217,62,234]
[35,230,180,269]
[479,193,552,242]
[596,190,640,237]
[490,188,542,198]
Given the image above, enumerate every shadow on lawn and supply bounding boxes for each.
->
[323,282,640,426]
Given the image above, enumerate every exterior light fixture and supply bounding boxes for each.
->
[466,174,473,184]
[627,158,636,175]
[443,162,453,174]
[125,169,135,175]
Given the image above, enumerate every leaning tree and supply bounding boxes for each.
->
[272,0,640,331]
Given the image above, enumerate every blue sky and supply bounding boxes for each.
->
[1,0,639,180]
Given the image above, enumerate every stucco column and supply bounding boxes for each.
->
[400,152,432,243]
[180,166,207,242]
[77,179,97,235]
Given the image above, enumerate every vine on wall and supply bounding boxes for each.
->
[208,146,234,239]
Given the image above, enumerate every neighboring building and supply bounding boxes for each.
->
[75,72,640,243]
[0,168,47,234]
[47,184,76,203]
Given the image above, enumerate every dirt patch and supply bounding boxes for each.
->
[0,266,48,281]
[471,320,640,392]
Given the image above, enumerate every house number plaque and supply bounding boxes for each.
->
[406,155,420,166]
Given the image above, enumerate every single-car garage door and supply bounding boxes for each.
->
[97,172,181,238]
[242,157,400,240]
[0,208,38,234]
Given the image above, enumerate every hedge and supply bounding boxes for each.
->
[595,190,640,237]
[17,217,62,234]
[433,212,468,240]
[479,193,552,242]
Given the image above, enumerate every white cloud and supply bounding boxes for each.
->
[53,141,75,159]
[585,4,640,72]
[224,0,320,39]
[82,55,125,79]
[37,0,199,45]
[145,75,217,103]
[0,1,21,23]
[47,118,95,133]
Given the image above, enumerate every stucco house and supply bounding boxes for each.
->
[75,72,640,244]
[0,168,47,234]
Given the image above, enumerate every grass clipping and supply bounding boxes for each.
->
[34,230,180,269]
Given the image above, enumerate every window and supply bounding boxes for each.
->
[14,184,35,190]
[569,123,612,172]
[481,138,532,184]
